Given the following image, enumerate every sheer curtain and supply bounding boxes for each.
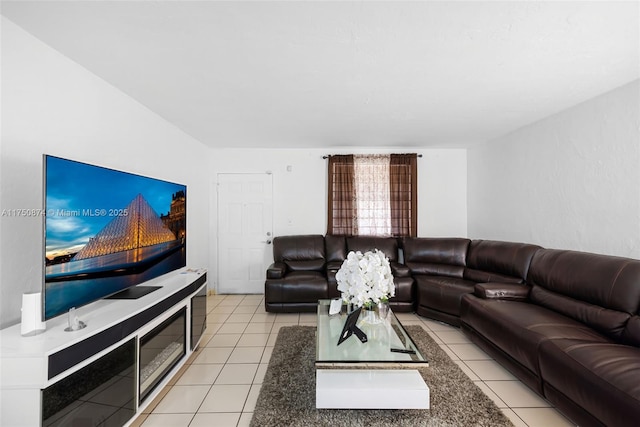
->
[354,155,391,236]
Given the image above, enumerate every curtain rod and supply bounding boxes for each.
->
[322,154,422,159]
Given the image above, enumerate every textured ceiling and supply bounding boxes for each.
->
[2,1,639,149]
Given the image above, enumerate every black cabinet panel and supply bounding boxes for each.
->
[191,285,207,350]
[42,339,136,427]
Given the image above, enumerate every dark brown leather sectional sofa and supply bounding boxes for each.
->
[264,235,640,426]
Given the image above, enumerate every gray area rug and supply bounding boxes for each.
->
[251,325,513,427]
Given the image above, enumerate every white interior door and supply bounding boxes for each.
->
[217,173,273,294]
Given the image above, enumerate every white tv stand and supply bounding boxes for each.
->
[0,268,207,427]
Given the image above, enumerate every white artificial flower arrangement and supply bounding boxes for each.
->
[336,249,395,308]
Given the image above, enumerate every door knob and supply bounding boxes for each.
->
[262,240,272,244]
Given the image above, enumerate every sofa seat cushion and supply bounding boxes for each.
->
[416,276,476,316]
[461,295,611,374]
[539,338,640,426]
[265,276,328,304]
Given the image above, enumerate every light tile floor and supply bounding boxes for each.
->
[131,294,576,427]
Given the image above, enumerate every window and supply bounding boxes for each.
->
[327,154,417,237]
[354,155,391,235]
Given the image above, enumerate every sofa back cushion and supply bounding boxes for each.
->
[403,237,470,278]
[464,240,541,283]
[346,236,399,262]
[530,285,630,340]
[463,269,523,284]
[528,249,640,341]
[273,235,326,271]
[325,235,347,262]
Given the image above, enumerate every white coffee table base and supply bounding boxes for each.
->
[316,369,430,409]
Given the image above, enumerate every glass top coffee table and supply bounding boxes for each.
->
[315,299,430,409]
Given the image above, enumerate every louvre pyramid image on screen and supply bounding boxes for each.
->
[74,194,177,260]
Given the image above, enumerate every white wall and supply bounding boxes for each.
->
[468,80,640,258]
[0,17,468,324]
[209,147,467,291]
[0,18,211,328]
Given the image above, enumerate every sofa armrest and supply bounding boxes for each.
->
[474,282,530,301]
[326,261,342,284]
[326,261,343,274]
[266,262,287,279]
[391,262,411,278]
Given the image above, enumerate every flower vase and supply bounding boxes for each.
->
[378,301,390,320]
[361,305,382,324]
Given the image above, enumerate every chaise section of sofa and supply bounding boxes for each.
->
[461,249,640,427]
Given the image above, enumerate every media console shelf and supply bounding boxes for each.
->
[0,268,207,427]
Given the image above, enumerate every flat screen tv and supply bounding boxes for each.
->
[43,155,187,320]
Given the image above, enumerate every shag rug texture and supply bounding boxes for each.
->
[250,325,513,427]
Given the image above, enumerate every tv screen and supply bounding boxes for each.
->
[43,155,187,320]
